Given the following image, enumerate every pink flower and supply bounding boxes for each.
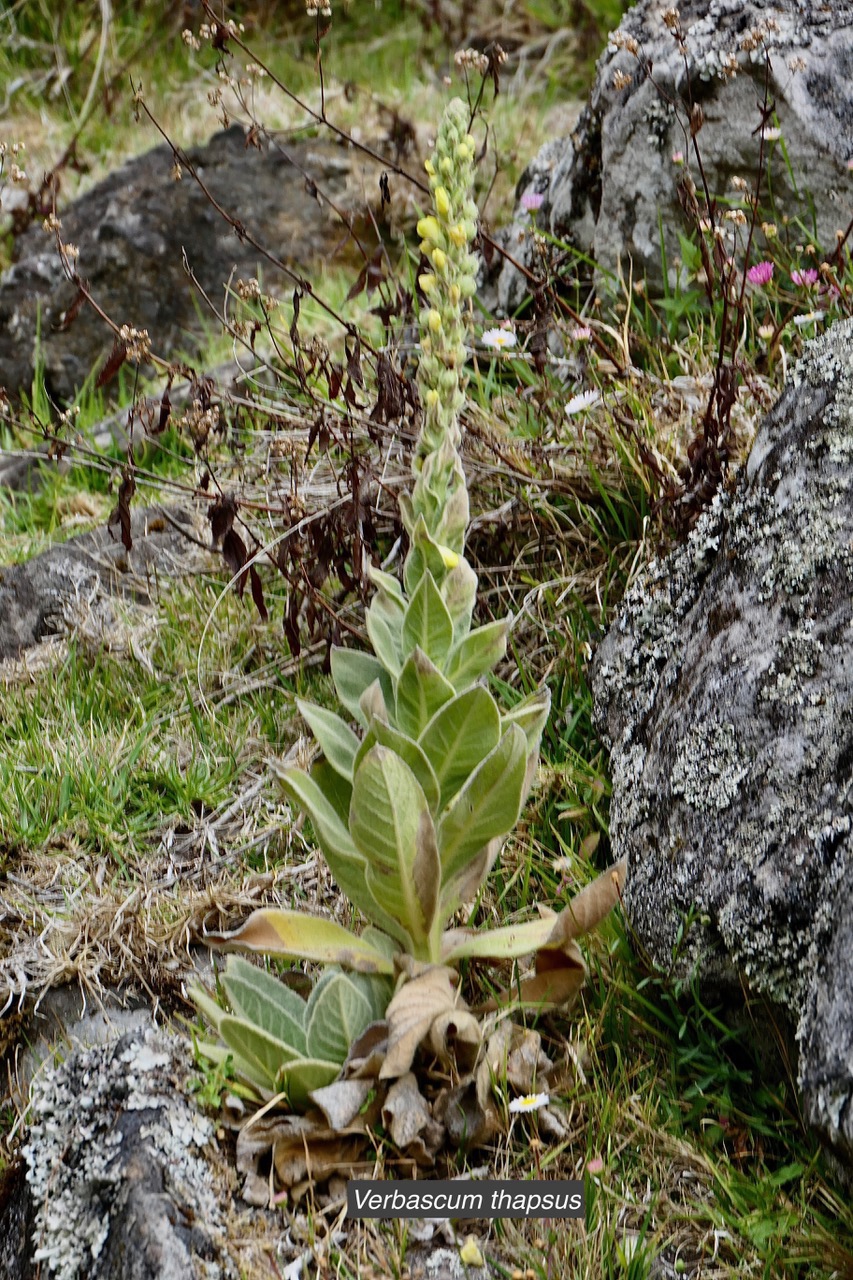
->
[791,268,819,287]
[746,260,774,286]
[521,190,545,212]
[671,150,684,165]
[572,325,592,341]
[586,1157,605,1175]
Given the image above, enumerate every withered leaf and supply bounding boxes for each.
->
[223,528,249,595]
[57,284,87,332]
[107,467,135,551]
[153,385,172,435]
[310,1078,374,1131]
[208,494,237,542]
[96,339,128,389]
[381,964,481,1080]
[249,565,268,620]
[382,1072,433,1149]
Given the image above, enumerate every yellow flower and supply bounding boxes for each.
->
[448,223,467,247]
[416,215,442,243]
[435,186,451,217]
[431,247,447,271]
[428,309,442,333]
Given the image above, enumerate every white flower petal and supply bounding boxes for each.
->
[565,389,600,416]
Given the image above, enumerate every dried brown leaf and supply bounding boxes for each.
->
[381,964,480,1080]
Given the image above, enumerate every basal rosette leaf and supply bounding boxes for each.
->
[277,1058,344,1110]
[349,746,441,956]
[305,971,377,1064]
[204,904,397,973]
[222,955,308,1055]
[418,685,501,809]
[218,1014,303,1091]
[436,723,527,884]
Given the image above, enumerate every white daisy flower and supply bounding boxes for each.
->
[508,1091,549,1114]
[793,310,825,327]
[565,389,600,416]
[481,327,517,350]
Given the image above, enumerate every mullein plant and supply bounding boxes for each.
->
[192,100,625,1103]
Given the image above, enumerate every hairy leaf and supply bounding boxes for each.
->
[330,647,394,727]
[419,686,501,809]
[350,747,440,951]
[436,725,527,883]
[395,648,454,738]
[355,718,441,814]
[219,1014,300,1091]
[296,699,360,782]
[402,572,453,668]
[366,607,402,677]
[445,616,511,688]
[221,956,308,1055]
[305,971,375,1063]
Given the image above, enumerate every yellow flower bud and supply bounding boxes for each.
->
[424,158,435,175]
[448,224,467,248]
[428,309,442,333]
[455,144,471,162]
[464,134,476,149]
[416,215,442,243]
[440,157,453,174]
[435,187,451,217]
[449,283,461,304]
[426,388,440,408]
[418,273,437,294]
[431,247,447,271]
[437,543,460,569]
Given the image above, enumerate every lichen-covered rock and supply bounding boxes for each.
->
[18,1029,236,1280]
[591,317,853,1160]
[0,126,384,402]
[492,0,853,309]
[0,503,211,662]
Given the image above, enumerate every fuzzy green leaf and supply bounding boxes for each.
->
[419,686,501,809]
[445,616,511,688]
[366,606,402,677]
[501,686,551,753]
[402,572,453,668]
[441,558,478,641]
[221,956,308,1056]
[219,1014,300,1090]
[395,648,455,738]
[356,716,441,814]
[349,746,441,951]
[305,971,375,1063]
[296,699,361,782]
[330,647,394,727]
[277,1058,343,1109]
[436,724,527,882]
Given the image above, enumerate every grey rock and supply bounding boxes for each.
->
[591,317,853,1159]
[493,0,853,309]
[0,503,211,662]
[0,126,382,402]
[16,1028,236,1280]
